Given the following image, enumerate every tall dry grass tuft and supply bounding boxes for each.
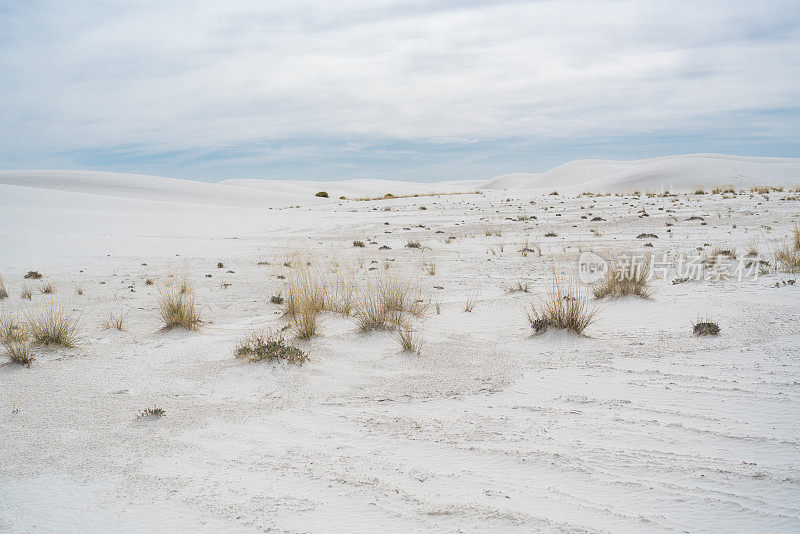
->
[0,316,33,366]
[25,299,82,347]
[325,272,356,316]
[593,254,651,299]
[284,264,326,339]
[528,271,597,335]
[396,323,423,354]
[773,224,800,272]
[158,286,201,330]
[0,274,8,299]
[355,273,427,331]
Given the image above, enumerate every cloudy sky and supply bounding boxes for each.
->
[1,0,799,181]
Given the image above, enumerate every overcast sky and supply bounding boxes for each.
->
[1,0,799,181]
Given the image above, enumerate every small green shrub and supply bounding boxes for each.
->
[235,331,308,365]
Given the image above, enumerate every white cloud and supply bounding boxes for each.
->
[1,0,798,162]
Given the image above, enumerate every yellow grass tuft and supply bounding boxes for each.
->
[25,299,82,347]
[774,224,800,273]
[396,323,423,354]
[0,316,33,367]
[592,254,651,299]
[158,286,201,330]
[528,272,597,335]
[355,273,427,331]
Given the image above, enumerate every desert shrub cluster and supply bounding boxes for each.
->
[236,330,309,365]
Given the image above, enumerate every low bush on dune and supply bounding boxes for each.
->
[25,299,82,347]
[593,254,651,299]
[693,320,720,336]
[315,191,329,198]
[236,330,308,365]
[158,286,201,330]
[528,272,596,336]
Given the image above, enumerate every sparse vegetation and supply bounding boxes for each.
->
[396,324,423,354]
[773,224,800,273]
[315,191,329,198]
[284,265,326,339]
[20,285,32,300]
[40,282,55,294]
[353,240,365,248]
[270,294,284,305]
[463,295,477,312]
[0,274,8,299]
[528,272,596,335]
[158,286,201,330]
[23,271,42,280]
[355,273,427,331]
[235,330,308,365]
[693,320,720,336]
[25,299,82,347]
[102,313,125,331]
[0,316,34,366]
[406,240,422,249]
[593,254,651,299]
[138,406,166,418]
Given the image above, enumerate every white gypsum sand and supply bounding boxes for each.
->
[1,156,800,532]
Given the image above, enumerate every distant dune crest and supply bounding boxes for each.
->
[484,154,800,193]
[1,154,798,208]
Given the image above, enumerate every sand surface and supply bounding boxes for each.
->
[1,157,799,532]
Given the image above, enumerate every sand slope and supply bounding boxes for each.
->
[485,154,800,193]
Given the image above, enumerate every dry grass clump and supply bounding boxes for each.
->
[40,282,55,294]
[235,330,308,365]
[519,238,542,257]
[325,273,356,316]
[355,273,427,331]
[751,184,771,194]
[774,224,800,272]
[463,295,477,312]
[592,254,651,299]
[20,284,32,300]
[284,265,326,316]
[102,313,125,331]
[711,184,735,194]
[1,317,34,366]
[25,300,82,347]
[0,274,8,299]
[158,286,201,330]
[528,273,597,336]
[396,324,423,355]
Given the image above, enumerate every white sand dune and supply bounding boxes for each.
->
[1,155,800,532]
[485,153,800,193]
[1,155,797,210]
